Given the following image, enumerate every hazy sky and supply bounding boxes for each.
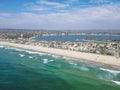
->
[0,0,120,30]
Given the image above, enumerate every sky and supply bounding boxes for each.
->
[0,0,120,30]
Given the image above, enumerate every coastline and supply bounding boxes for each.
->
[0,41,120,67]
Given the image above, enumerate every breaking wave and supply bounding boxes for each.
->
[29,56,33,59]
[100,68,120,76]
[12,48,24,52]
[4,47,24,52]
[52,55,59,59]
[43,59,54,64]
[43,59,48,64]
[80,66,90,71]
[111,80,120,85]
[69,62,77,66]
[0,45,4,48]
[1,46,46,56]
[49,59,54,62]
[25,50,45,56]
[63,56,71,60]
[19,54,25,57]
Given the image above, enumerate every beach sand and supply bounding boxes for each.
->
[0,41,120,67]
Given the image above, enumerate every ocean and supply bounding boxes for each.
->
[0,46,120,90]
[35,35,120,42]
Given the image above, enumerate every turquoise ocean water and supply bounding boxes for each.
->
[0,46,120,90]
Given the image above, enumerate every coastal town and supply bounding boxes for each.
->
[0,29,120,58]
[1,0,120,89]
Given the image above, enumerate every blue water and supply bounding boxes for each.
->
[35,35,120,42]
[0,46,120,90]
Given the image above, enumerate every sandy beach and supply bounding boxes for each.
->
[0,41,120,67]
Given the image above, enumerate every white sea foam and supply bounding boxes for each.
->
[2,46,45,56]
[19,54,25,57]
[100,68,120,76]
[111,80,120,85]
[4,47,13,50]
[4,47,24,52]
[0,46,4,48]
[49,59,54,62]
[47,54,51,55]
[52,55,59,59]
[80,67,89,71]
[29,56,32,58]
[63,56,71,60]
[43,59,48,64]
[25,50,45,56]
[14,48,24,51]
[25,50,39,54]
[69,62,77,66]
[98,73,114,80]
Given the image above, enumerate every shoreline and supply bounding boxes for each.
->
[0,41,120,67]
